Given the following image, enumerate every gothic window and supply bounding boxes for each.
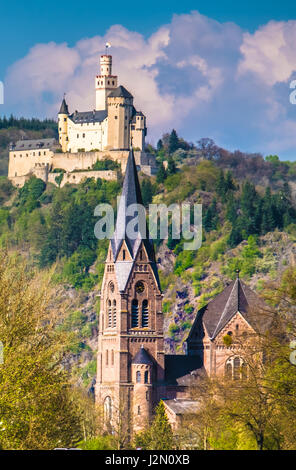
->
[111,349,114,366]
[225,361,232,379]
[233,357,241,380]
[113,300,116,327]
[136,371,141,383]
[106,350,109,366]
[144,370,149,384]
[104,396,112,422]
[108,300,112,328]
[109,281,114,293]
[132,300,139,328]
[142,300,149,328]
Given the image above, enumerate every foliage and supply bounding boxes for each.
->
[134,401,175,450]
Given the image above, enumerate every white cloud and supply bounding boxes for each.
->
[4,11,296,159]
[238,20,296,85]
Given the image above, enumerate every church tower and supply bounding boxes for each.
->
[96,149,164,436]
[95,55,118,110]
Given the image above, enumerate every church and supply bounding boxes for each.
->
[95,148,267,433]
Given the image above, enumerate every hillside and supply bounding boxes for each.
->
[1,125,296,388]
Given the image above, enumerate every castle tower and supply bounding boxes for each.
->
[58,97,69,152]
[96,149,164,436]
[107,86,134,150]
[95,55,118,111]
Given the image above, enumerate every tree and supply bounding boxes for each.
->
[168,129,179,154]
[134,401,175,450]
[197,138,220,160]
[156,163,167,184]
[167,156,177,175]
[141,179,153,206]
[0,251,83,449]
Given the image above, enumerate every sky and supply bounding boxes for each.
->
[1,1,296,159]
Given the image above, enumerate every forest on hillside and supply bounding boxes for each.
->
[0,120,296,449]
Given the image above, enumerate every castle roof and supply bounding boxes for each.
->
[68,110,107,124]
[110,149,160,291]
[11,138,57,151]
[132,346,154,365]
[188,277,269,341]
[108,85,133,99]
[58,97,69,115]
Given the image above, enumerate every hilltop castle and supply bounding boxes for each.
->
[96,148,267,434]
[8,54,156,188]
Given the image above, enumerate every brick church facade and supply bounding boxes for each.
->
[95,149,266,432]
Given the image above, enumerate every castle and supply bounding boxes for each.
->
[95,148,267,434]
[8,54,156,188]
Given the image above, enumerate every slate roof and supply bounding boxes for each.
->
[110,149,161,291]
[132,346,154,365]
[188,277,269,341]
[11,138,57,151]
[108,85,133,99]
[163,399,200,416]
[165,355,204,386]
[58,97,69,115]
[68,110,107,124]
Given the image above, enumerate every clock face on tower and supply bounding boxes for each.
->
[135,281,144,294]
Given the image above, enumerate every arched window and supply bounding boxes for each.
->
[132,300,139,328]
[142,300,149,328]
[233,357,241,380]
[136,370,141,383]
[144,370,149,384]
[113,300,116,327]
[106,350,109,366]
[104,396,112,422]
[111,349,114,366]
[225,360,232,379]
[108,300,112,328]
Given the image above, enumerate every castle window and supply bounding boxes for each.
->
[111,350,114,366]
[144,370,149,384]
[146,391,149,401]
[77,134,79,138]
[115,116,118,120]
[138,406,141,415]
[112,81,115,85]
[136,371,141,383]
[83,133,85,138]
[64,118,66,122]
[132,300,139,328]
[108,300,112,328]
[106,350,109,366]
[142,300,149,328]
[113,300,116,327]
[236,324,239,332]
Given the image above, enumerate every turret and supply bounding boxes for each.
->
[132,346,154,431]
[58,97,69,152]
[107,86,134,150]
[95,55,118,110]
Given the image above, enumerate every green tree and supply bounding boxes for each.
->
[134,401,175,450]
[168,129,179,154]
[156,162,167,184]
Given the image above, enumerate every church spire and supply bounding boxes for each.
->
[111,149,155,263]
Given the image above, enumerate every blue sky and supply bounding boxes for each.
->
[1,1,296,159]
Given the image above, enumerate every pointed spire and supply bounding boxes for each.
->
[111,149,154,261]
[58,95,69,115]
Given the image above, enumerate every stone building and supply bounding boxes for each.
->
[8,54,156,188]
[95,148,268,433]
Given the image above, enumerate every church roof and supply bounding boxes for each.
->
[110,149,161,291]
[165,355,204,386]
[68,110,107,124]
[132,346,154,365]
[108,85,133,99]
[163,399,200,416]
[58,97,69,115]
[188,277,268,341]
